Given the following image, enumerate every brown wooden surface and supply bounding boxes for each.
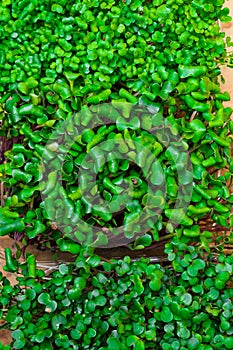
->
[220,0,233,109]
[0,325,12,347]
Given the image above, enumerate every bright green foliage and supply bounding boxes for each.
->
[0,2,232,349]
[0,0,232,248]
[0,244,233,349]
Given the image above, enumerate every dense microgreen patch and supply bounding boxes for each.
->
[0,0,232,248]
[0,1,233,348]
[1,242,233,349]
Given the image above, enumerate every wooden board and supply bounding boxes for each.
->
[220,0,233,109]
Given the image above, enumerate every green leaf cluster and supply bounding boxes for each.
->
[1,244,233,349]
[0,2,233,348]
[0,0,232,247]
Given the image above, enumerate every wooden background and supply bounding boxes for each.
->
[220,0,233,108]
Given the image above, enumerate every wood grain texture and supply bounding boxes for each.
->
[220,0,233,109]
[0,327,12,346]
